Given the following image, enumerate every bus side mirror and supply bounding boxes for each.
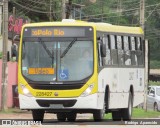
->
[11,44,18,61]
[11,44,17,57]
[13,35,20,43]
[11,35,20,62]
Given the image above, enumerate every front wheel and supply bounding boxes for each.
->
[93,109,105,121]
[57,113,67,121]
[32,110,44,122]
[66,112,77,122]
[93,101,105,121]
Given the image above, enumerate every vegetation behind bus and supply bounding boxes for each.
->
[9,0,160,68]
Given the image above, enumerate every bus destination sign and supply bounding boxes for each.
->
[32,29,65,37]
[23,27,93,38]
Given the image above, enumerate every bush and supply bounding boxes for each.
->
[150,60,160,69]
[0,52,2,59]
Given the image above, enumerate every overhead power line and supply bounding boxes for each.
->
[81,7,139,18]
[16,0,42,15]
[26,0,59,6]
[10,0,61,14]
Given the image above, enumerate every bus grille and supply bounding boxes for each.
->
[36,99,77,107]
[30,84,83,90]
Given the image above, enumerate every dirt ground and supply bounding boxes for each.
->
[0,108,92,120]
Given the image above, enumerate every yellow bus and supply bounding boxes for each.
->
[18,19,145,122]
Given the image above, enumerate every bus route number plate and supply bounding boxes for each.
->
[49,104,63,108]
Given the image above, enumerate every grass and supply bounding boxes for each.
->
[104,108,160,119]
[132,108,160,118]
[149,81,160,86]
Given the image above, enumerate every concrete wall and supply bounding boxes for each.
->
[0,60,2,108]
[0,60,18,108]
[7,61,18,107]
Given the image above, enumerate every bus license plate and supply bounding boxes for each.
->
[49,104,63,108]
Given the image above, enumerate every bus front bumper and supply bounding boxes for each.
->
[19,93,103,110]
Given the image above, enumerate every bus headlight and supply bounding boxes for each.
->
[80,84,94,97]
[20,84,32,97]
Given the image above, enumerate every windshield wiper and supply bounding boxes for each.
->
[38,38,54,67]
[60,38,77,58]
[39,38,54,58]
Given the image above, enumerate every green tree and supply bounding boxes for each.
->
[9,0,160,68]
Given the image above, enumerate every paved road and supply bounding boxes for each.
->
[0,110,159,128]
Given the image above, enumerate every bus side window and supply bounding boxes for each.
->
[117,36,124,66]
[110,35,118,65]
[124,36,131,66]
[136,37,143,66]
[103,35,111,65]
[130,37,137,66]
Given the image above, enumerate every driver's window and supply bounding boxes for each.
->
[103,35,111,65]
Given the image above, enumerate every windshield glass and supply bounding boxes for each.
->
[22,38,93,82]
[156,88,160,96]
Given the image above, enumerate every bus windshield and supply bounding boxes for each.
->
[22,37,93,82]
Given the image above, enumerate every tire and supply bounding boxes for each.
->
[66,112,77,122]
[93,93,106,122]
[32,110,44,122]
[112,110,122,121]
[93,101,105,121]
[154,103,158,111]
[122,92,133,121]
[57,113,67,122]
[93,109,105,121]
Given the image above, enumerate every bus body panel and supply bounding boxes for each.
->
[98,68,145,109]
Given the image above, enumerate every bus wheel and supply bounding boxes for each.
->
[57,113,67,121]
[66,112,77,122]
[32,109,44,122]
[122,92,133,121]
[93,102,105,121]
[112,110,122,121]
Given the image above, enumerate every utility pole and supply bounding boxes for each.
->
[66,0,72,19]
[140,0,148,111]
[1,0,8,111]
[101,0,104,22]
[49,0,52,21]
[140,0,145,31]
[0,2,2,36]
[12,7,15,43]
[144,39,148,112]
[62,0,66,19]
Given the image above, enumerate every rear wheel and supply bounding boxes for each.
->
[32,110,44,122]
[57,113,67,121]
[112,110,122,121]
[122,92,133,121]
